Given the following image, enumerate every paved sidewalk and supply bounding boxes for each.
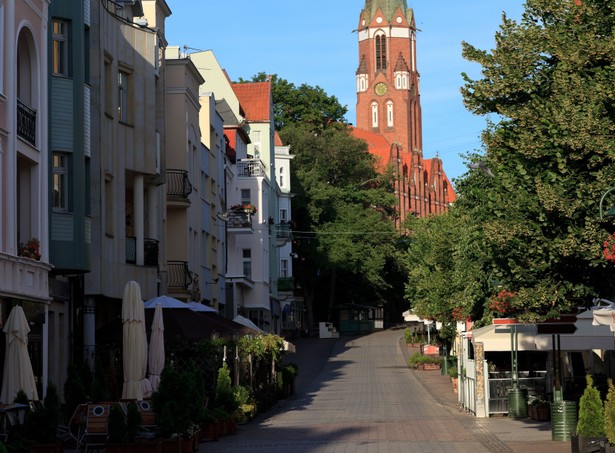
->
[199,328,571,452]
[402,343,571,453]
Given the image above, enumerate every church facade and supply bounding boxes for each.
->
[351,0,456,226]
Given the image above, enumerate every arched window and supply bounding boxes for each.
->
[375,33,387,71]
[386,101,394,127]
[371,102,378,128]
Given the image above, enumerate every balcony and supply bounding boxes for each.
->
[237,159,267,178]
[166,169,192,206]
[166,260,193,291]
[125,237,159,266]
[226,210,254,234]
[275,223,292,246]
[277,277,294,292]
[17,99,36,146]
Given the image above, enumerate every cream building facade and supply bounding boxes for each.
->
[0,0,53,402]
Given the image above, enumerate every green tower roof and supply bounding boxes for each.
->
[362,0,412,23]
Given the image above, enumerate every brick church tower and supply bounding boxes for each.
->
[352,0,455,224]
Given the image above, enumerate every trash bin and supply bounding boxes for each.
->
[508,387,528,418]
[551,400,577,441]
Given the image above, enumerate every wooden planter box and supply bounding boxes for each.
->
[419,363,441,371]
[106,441,162,453]
[529,404,550,421]
[159,437,181,453]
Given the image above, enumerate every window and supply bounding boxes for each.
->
[52,20,69,76]
[52,153,68,211]
[105,174,113,236]
[280,259,288,278]
[279,167,284,187]
[104,56,113,116]
[375,33,387,71]
[242,249,252,279]
[280,208,288,222]
[371,102,378,128]
[118,69,131,123]
[253,131,261,158]
[241,189,251,206]
[387,101,394,128]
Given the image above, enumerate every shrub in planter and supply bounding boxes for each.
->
[603,379,615,452]
[214,364,238,415]
[108,404,128,443]
[233,386,257,424]
[153,367,193,439]
[573,375,605,453]
[407,352,442,370]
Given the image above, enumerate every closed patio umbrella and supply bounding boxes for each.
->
[147,303,165,392]
[121,281,149,400]
[0,306,39,403]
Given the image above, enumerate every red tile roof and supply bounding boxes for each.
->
[274,131,284,147]
[350,127,393,170]
[231,82,272,122]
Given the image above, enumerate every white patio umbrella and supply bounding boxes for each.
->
[592,299,615,332]
[147,303,165,392]
[0,306,39,403]
[121,281,149,400]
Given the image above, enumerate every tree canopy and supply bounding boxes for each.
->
[406,0,615,326]
[237,73,349,131]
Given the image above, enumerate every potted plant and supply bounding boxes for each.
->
[27,383,63,453]
[153,367,192,453]
[602,379,615,453]
[448,367,459,393]
[18,237,41,260]
[572,375,606,453]
[213,364,239,436]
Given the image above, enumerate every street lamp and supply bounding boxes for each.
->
[599,187,615,220]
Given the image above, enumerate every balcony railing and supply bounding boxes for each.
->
[167,260,193,290]
[17,99,36,146]
[278,277,294,291]
[227,210,253,230]
[125,237,159,266]
[166,169,192,202]
[237,159,267,178]
[275,223,292,245]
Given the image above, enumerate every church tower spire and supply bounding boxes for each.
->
[355,0,422,154]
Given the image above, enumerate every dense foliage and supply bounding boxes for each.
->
[405,0,615,327]
[241,73,403,322]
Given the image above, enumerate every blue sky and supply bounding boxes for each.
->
[165,1,526,184]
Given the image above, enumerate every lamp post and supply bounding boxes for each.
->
[599,187,615,220]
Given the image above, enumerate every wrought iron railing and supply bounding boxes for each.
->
[237,159,267,178]
[227,210,253,229]
[275,223,292,243]
[125,237,159,266]
[166,169,193,201]
[166,260,193,290]
[277,277,294,291]
[17,99,36,146]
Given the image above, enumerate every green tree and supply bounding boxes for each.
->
[456,0,615,320]
[238,73,349,131]
[280,124,399,321]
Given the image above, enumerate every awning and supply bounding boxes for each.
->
[471,309,615,352]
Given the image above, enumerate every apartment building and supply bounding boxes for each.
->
[0,0,53,401]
